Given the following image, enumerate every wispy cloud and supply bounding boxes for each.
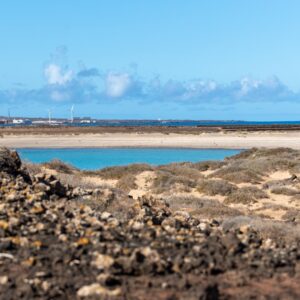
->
[0,51,299,106]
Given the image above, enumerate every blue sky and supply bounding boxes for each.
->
[1,0,300,120]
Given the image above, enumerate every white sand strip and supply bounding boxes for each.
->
[1,132,300,149]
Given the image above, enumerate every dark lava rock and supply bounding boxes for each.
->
[0,147,21,174]
[0,149,299,299]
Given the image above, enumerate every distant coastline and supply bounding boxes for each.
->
[2,118,300,128]
[1,129,300,149]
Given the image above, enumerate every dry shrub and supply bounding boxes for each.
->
[211,166,263,184]
[263,180,286,190]
[116,174,137,192]
[224,186,268,205]
[227,147,298,160]
[157,163,203,180]
[23,162,43,175]
[235,158,285,174]
[270,187,300,196]
[86,163,153,179]
[75,188,137,222]
[282,209,300,223]
[166,196,243,220]
[165,195,206,210]
[263,176,299,190]
[190,160,227,172]
[43,159,77,174]
[226,147,300,175]
[56,172,106,189]
[291,193,300,202]
[197,179,237,196]
[151,171,197,194]
[222,215,300,242]
[98,192,137,221]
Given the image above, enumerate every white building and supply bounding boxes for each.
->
[12,119,25,124]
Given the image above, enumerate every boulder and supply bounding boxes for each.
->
[0,147,21,174]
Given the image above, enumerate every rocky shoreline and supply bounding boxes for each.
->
[0,147,300,299]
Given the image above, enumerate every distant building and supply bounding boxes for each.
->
[12,119,25,124]
[80,119,91,124]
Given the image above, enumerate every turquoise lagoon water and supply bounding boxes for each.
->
[18,148,241,170]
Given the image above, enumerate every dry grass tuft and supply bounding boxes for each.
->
[85,163,153,179]
[166,195,244,220]
[189,160,227,172]
[282,209,300,223]
[23,162,43,175]
[270,187,300,196]
[157,163,203,181]
[224,186,268,205]
[263,176,299,189]
[227,147,298,160]
[197,179,237,196]
[222,215,300,242]
[116,174,137,192]
[43,159,78,174]
[151,171,197,194]
[211,166,263,184]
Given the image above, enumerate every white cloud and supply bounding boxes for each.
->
[105,72,132,98]
[1,59,298,105]
[44,64,73,85]
[238,77,260,96]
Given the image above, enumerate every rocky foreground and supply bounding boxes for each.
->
[0,148,300,299]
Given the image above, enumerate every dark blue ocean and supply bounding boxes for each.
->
[49,120,300,127]
[3,120,300,127]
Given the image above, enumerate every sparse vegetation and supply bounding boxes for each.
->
[227,147,299,160]
[189,160,227,171]
[282,209,300,223]
[222,215,300,242]
[197,179,237,196]
[157,163,203,180]
[43,159,78,174]
[211,166,263,184]
[166,196,244,220]
[85,163,153,179]
[270,187,300,196]
[151,171,198,194]
[224,186,268,205]
[227,147,300,174]
[263,176,299,189]
[116,174,137,192]
[23,162,43,175]
[21,147,300,229]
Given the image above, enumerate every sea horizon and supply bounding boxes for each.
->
[2,119,300,127]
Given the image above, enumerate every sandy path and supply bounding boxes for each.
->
[1,131,300,149]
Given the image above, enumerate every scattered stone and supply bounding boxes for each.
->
[92,253,114,270]
[0,276,8,285]
[0,147,299,299]
[77,283,121,297]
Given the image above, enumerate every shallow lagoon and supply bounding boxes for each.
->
[18,148,241,170]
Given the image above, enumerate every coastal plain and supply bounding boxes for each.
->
[1,126,300,149]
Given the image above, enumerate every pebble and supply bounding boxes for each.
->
[77,283,121,297]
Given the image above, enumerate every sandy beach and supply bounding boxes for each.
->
[1,131,300,149]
